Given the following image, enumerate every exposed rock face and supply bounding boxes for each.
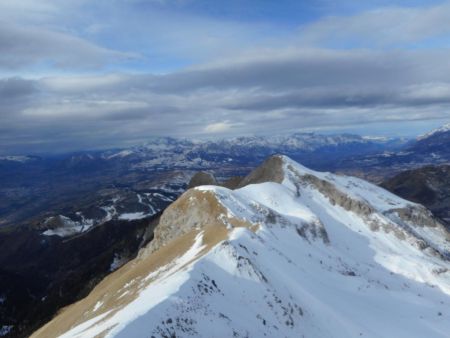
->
[237,155,285,188]
[291,170,374,217]
[388,206,441,228]
[142,189,231,257]
[187,171,218,189]
[220,176,243,189]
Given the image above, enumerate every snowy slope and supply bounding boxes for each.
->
[417,123,450,141]
[32,155,450,338]
[40,177,186,238]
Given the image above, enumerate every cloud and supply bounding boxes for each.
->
[298,2,450,47]
[0,77,37,99]
[0,77,39,117]
[0,22,137,70]
[135,48,450,94]
[2,1,450,154]
[204,121,235,133]
[2,46,450,154]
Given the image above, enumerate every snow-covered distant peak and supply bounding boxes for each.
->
[417,122,450,141]
[362,135,391,142]
[0,155,33,163]
[106,149,135,159]
[98,132,398,165]
[32,156,450,338]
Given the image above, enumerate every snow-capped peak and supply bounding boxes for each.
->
[0,155,33,163]
[32,156,450,338]
[417,122,450,141]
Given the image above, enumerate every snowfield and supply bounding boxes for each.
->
[32,156,450,338]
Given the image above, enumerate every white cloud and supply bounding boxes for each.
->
[2,1,450,153]
[0,22,138,70]
[204,121,235,133]
[297,2,450,47]
[41,74,125,92]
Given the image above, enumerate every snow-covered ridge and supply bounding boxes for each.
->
[102,132,399,165]
[32,155,450,338]
[0,155,33,163]
[417,122,450,141]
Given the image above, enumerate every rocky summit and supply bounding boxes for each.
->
[32,155,450,338]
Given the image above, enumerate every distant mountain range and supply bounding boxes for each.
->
[1,132,405,170]
[2,124,449,231]
[100,132,404,170]
[411,123,450,155]
[416,123,450,141]
[0,132,405,230]
[336,123,450,182]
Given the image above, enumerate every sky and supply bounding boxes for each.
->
[1,0,450,154]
